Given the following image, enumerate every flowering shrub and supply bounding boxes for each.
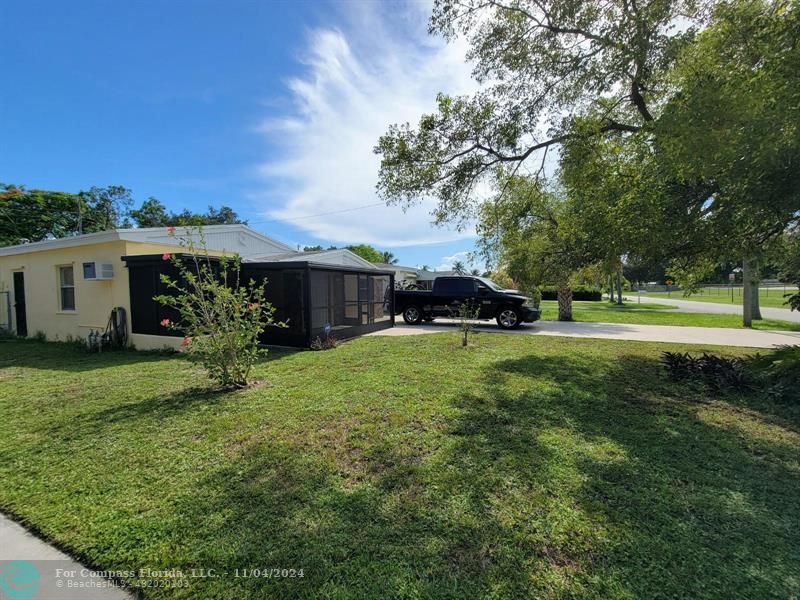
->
[155,228,283,389]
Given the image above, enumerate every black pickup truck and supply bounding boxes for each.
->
[394,276,540,329]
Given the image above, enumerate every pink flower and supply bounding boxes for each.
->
[167,226,176,234]
[162,252,172,261]
[160,318,171,327]
[181,337,191,347]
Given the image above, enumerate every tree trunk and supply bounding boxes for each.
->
[608,275,615,303]
[750,258,762,321]
[742,256,762,327]
[557,286,573,321]
[616,268,623,305]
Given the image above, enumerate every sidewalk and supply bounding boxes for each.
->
[370,319,800,348]
[0,513,132,599]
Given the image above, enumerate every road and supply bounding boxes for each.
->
[370,319,800,348]
[630,294,800,323]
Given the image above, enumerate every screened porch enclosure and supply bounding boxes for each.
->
[123,255,394,348]
[309,269,393,340]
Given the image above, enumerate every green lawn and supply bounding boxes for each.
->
[644,286,799,309]
[1,337,799,598]
[539,300,800,331]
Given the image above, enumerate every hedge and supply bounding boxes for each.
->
[540,286,602,301]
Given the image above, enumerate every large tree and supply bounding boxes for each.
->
[345,244,385,263]
[376,0,798,327]
[129,197,246,228]
[651,0,800,325]
[0,184,85,245]
[375,0,706,226]
[78,186,134,231]
[0,184,130,245]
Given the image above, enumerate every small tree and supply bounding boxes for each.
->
[450,299,481,347]
[155,229,283,389]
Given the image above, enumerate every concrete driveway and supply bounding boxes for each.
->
[370,318,800,348]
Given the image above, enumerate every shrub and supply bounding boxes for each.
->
[748,345,800,401]
[660,351,697,380]
[540,286,602,301]
[661,346,800,400]
[521,286,543,308]
[155,228,284,389]
[310,334,340,351]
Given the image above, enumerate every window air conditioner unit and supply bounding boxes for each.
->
[82,261,114,280]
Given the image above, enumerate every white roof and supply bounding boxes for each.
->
[0,225,294,258]
[247,248,380,270]
[373,263,418,274]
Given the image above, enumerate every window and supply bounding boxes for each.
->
[59,266,75,311]
[437,278,477,295]
[82,262,96,279]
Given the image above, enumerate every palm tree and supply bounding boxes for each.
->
[381,251,398,264]
[452,260,467,275]
[470,268,481,276]
[420,264,431,271]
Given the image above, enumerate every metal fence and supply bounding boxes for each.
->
[637,282,798,296]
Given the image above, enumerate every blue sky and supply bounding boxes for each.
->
[1,0,481,271]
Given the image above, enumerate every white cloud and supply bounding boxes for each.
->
[253,1,479,247]
[435,250,478,272]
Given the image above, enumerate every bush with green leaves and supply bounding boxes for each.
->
[310,334,340,351]
[662,345,800,401]
[661,351,752,392]
[748,345,800,402]
[540,286,602,301]
[155,229,283,389]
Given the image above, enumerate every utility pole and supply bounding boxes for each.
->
[76,195,83,234]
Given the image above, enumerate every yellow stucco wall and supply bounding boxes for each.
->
[0,238,213,350]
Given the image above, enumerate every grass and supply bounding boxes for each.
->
[644,286,799,309]
[539,300,800,331]
[1,337,799,598]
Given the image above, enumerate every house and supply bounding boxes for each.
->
[0,225,393,349]
[372,263,420,288]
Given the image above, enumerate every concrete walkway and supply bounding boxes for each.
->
[0,513,132,598]
[370,319,800,348]
[627,294,800,323]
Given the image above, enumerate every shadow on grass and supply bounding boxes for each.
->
[148,352,799,598]
[0,339,300,374]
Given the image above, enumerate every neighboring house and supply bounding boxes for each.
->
[373,263,419,287]
[0,225,391,349]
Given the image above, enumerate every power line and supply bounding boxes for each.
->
[248,202,387,226]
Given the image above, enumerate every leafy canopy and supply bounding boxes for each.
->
[375,0,708,224]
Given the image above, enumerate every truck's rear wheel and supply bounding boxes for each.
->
[496,307,522,329]
[402,305,424,325]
